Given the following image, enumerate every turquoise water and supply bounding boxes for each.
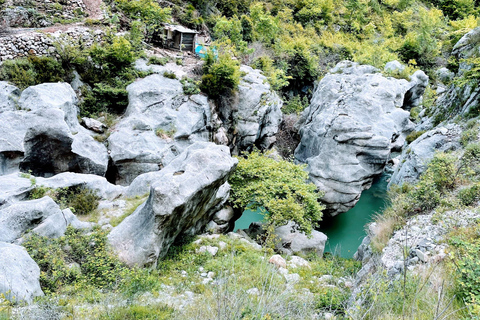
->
[319,174,390,258]
[234,207,264,231]
[232,174,389,258]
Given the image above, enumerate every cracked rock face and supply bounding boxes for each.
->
[295,61,415,216]
[389,124,461,187]
[219,65,283,153]
[108,142,237,268]
[107,74,213,185]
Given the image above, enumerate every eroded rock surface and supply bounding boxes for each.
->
[108,142,237,267]
[0,242,43,303]
[107,74,213,185]
[295,61,416,215]
[220,65,283,153]
[389,124,461,187]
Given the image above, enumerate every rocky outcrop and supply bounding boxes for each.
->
[0,173,33,208]
[0,242,43,303]
[36,172,125,201]
[295,61,415,216]
[245,221,328,257]
[219,65,283,153]
[0,82,108,177]
[0,81,19,112]
[0,196,61,242]
[19,109,108,177]
[107,74,213,185]
[108,143,238,267]
[18,83,80,131]
[389,124,461,186]
[430,27,480,120]
[402,70,429,111]
[274,222,328,257]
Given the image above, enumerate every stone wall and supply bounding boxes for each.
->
[1,0,87,29]
[0,27,104,61]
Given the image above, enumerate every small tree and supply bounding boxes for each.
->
[200,50,240,99]
[229,151,324,235]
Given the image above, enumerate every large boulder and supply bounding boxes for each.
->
[0,81,20,112]
[18,83,80,131]
[0,173,33,208]
[295,61,415,215]
[0,242,44,303]
[108,142,237,267]
[220,65,283,153]
[36,172,125,201]
[389,124,461,187]
[19,109,108,177]
[0,196,61,242]
[274,222,328,257]
[430,27,480,120]
[107,74,213,185]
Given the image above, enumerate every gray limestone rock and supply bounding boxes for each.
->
[274,222,327,257]
[384,60,405,73]
[389,124,461,186]
[108,142,238,267]
[0,81,20,112]
[35,172,125,201]
[107,74,212,185]
[224,65,283,153]
[295,61,414,215]
[19,109,108,177]
[0,196,61,242]
[403,70,429,111]
[0,173,33,208]
[0,242,44,303]
[18,83,79,131]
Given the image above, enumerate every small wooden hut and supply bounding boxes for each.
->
[161,24,198,52]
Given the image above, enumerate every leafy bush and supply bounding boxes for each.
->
[283,95,309,115]
[98,304,174,320]
[200,50,240,99]
[229,151,324,235]
[405,130,426,144]
[163,71,177,79]
[23,227,128,293]
[180,77,201,95]
[147,56,169,66]
[0,56,69,89]
[458,183,480,206]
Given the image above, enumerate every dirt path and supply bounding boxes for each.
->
[83,0,104,20]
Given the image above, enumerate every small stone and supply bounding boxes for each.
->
[278,267,289,275]
[415,249,428,262]
[246,288,260,295]
[284,273,301,283]
[207,272,215,279]
[268,255,286,268]
[218,241,227,250]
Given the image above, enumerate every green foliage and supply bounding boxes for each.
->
[98,304,174,320]
[147,56,169,66]
[0,56,69,90]
[200,50,240,99]
[282,95,309,115]
[57,186,100,216]
[23,227,127,294]
[163,71,177,79]
[252,55,291,90]
[458,183,480,206]
[405,130,426,144]
[114,0,172,40]
[449,224,480,306]
[180,77,201,95]
[229,151,324,235]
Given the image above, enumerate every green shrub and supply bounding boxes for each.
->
[148,56,169,66]
[458,183,480,206]
[405,130,426,144]
[163,71,177,79]
[282,95,309,115]
[200,50,240,99]
[54,186,99,215]
[98,304,174,320]
[180,77,201,95]
[229,151,324,235]
[23,227,128,293]
[461,127,479,146]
